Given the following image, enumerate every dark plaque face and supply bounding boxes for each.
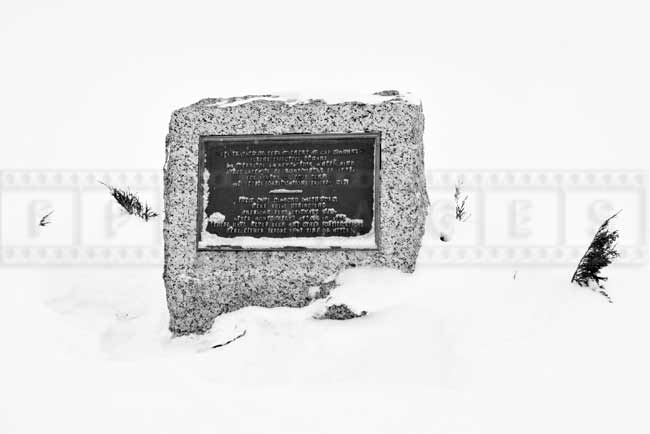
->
[197,133,381,250]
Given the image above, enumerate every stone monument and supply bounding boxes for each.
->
[164,91,429,334]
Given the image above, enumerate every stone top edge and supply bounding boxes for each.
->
[180,90,421,111]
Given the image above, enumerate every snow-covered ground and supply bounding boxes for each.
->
[1,262,648,434]
[2,1,650,432]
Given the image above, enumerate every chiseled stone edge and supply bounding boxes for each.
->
[164,93,428,335]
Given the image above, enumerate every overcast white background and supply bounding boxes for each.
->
[2,3,650,434]
[1,0,649,172]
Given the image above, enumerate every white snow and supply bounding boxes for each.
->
[206,211,225,224]
[268,189,304,194]
[198,228,377,249]
[1,265,649,434]
[205,91,421,108]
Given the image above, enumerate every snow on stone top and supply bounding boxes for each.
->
[195,90,420,108]
[268,189,304,194]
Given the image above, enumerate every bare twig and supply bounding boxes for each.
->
[211,330,247,349]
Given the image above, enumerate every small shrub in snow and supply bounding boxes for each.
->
[454,180,470,222]
[39,210,54,227]
[99,182,159,221]
[316,304,367,320]
[571,211,621,303]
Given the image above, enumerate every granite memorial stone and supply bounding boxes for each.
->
[164,92,429,334]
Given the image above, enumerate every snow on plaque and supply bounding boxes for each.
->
[197,133,380,250]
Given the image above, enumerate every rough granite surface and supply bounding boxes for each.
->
[164,92,429,335]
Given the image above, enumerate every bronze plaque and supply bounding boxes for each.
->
[197,133,381,250]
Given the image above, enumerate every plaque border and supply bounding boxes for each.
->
[196,132,382,251]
